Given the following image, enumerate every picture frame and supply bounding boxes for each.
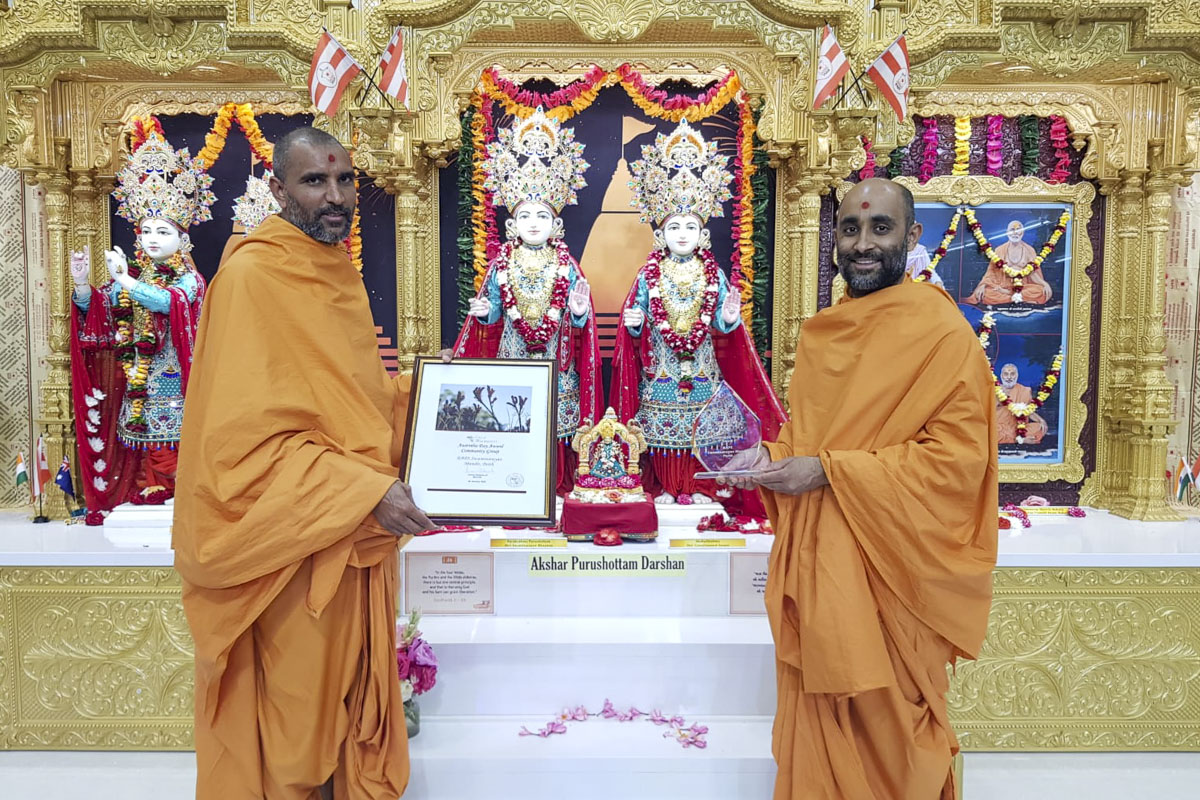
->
[401,356,559,525]
[836,176,1096,483]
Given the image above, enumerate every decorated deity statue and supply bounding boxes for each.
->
[69,120,215,522]
[453,107,603,495]
[220,171,280,266]
[613,120,786,508]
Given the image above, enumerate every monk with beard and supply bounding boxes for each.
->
[995,362,1047,444]
[726,178,998,799]
[174,127,433,800]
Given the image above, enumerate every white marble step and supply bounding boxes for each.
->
[419,616,775,717]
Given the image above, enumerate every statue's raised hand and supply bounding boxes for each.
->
[568,278,590,317]
[468,296,491,318]
[70,247,91,287]
[105,246,129,282]
[720,288,742,325]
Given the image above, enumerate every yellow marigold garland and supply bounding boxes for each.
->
[911,211,962,283]
[963,207,1071,289]
[196,104,236,169]
[469,90,491,291]
[735,100,756,324]
[952,116,971,176]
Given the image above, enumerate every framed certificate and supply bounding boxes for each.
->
[401,357,558,526]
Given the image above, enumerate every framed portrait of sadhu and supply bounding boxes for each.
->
[839,176,1096,484]
[401,357,559,525]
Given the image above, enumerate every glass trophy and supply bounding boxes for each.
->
[692,382,764,479]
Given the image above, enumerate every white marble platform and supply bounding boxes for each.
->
[3,507,1200,567]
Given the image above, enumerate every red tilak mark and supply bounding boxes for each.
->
[861,201,870,209]
[328,154,336,162]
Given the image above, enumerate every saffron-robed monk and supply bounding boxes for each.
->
[173,127,433,800]
[726,177,998,800]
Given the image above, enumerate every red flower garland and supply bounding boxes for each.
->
[858,135,876,181]
[1047,116,1072,184]
[486,65,608,109]
[496,239,572,353]
[918,118,940,183]
[985,115,1004,177]
[644,249,720,366]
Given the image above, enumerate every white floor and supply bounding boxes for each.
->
[1,751,1200,798]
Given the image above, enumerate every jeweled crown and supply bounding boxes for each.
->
[483,106,589,214]
[231,172,281,233]
[629,120,732,226]
[112,128,216,230]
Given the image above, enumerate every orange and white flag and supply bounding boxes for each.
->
[866,34,910,120]
[813,25,851,110]
[32,435,50,499]
[379,27,410,108]
[308,30,362,117]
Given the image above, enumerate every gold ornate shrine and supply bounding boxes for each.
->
[1,3,1199,518]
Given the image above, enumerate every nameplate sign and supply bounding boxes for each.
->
[490,537,568,548]
[729,552,769,615]
[404,552,495,615]
[669,538,747,548]
[528,553,687,576]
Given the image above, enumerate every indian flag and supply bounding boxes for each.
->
[1177,457,1192,502]
[15,451,29,497]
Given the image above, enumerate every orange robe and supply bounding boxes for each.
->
[967,239,1052,305]
[996,383,1046,444]
[173,215,411,799]
[761,280,998,800]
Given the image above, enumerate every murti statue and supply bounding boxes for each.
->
[612,119,786,508]
[69,121,215,522]
[453,107,603,495]
[569,407,650,504]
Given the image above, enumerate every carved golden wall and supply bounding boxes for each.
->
[3,566,1200,750]
[1,0,1199,518]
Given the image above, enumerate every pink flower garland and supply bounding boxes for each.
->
[481,99,500,264]
[986,115,1004,177]
[918,118,940,183]
[858,136,876,181]
[485,65,607,109]
[1047,115,1071,184]
[614,63,736,112]
[519,700,708,749]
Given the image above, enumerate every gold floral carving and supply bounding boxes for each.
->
[952,568,1200,750]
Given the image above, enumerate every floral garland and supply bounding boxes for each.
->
[129,116,165,152]
[1019,115,1041,176]
[985,115,1004,177]
[911,210,961,283]
[519,700,708,749]
[918,117,940,182]
[1047,115,1072,184]
[644,248,721,392]
[952,116,971,176]
[976,312,996,350]
[496,239,572,353]
[858,135,876,181]
[456,107,478,319]
[113,249,184,433]
[347,172,363,272]
[749,109,771,359]
[195,103,274,170]
[472,65,756,315]
[963,207,1070,293]
[731,99,757,324]
[994,351,1063,444]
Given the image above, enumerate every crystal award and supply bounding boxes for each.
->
[691,381,764,479]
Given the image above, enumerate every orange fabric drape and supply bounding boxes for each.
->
[761,280,998,799]
[173,214,411,799]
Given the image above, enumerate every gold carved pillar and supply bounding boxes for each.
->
[31,139,73,519]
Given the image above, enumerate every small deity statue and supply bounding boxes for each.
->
[69,119,215,522]
[569,408,650,504]
[612,120,786,508]
[453,107,603,495]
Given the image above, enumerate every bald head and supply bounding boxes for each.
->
[268,126,356,244]
[272,126,346,183]
[835,178,922,297]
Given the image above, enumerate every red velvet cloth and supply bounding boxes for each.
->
[561,496,658,536]
[70,253,205,521]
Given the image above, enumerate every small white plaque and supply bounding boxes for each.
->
[728,552,769,615]
[404,551,495,615]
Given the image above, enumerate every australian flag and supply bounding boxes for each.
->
[54,456,74,498]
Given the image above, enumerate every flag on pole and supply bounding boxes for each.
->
[15,451,29,497]
[379,27,410,108]
[1177,457,1193,502]
[813,25,851,110]
[308,30,362,117]
[55,455,74,499]
[32,436,50,499]
[865,34,910,120]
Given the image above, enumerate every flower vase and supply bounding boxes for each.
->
[404,698,420,738]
